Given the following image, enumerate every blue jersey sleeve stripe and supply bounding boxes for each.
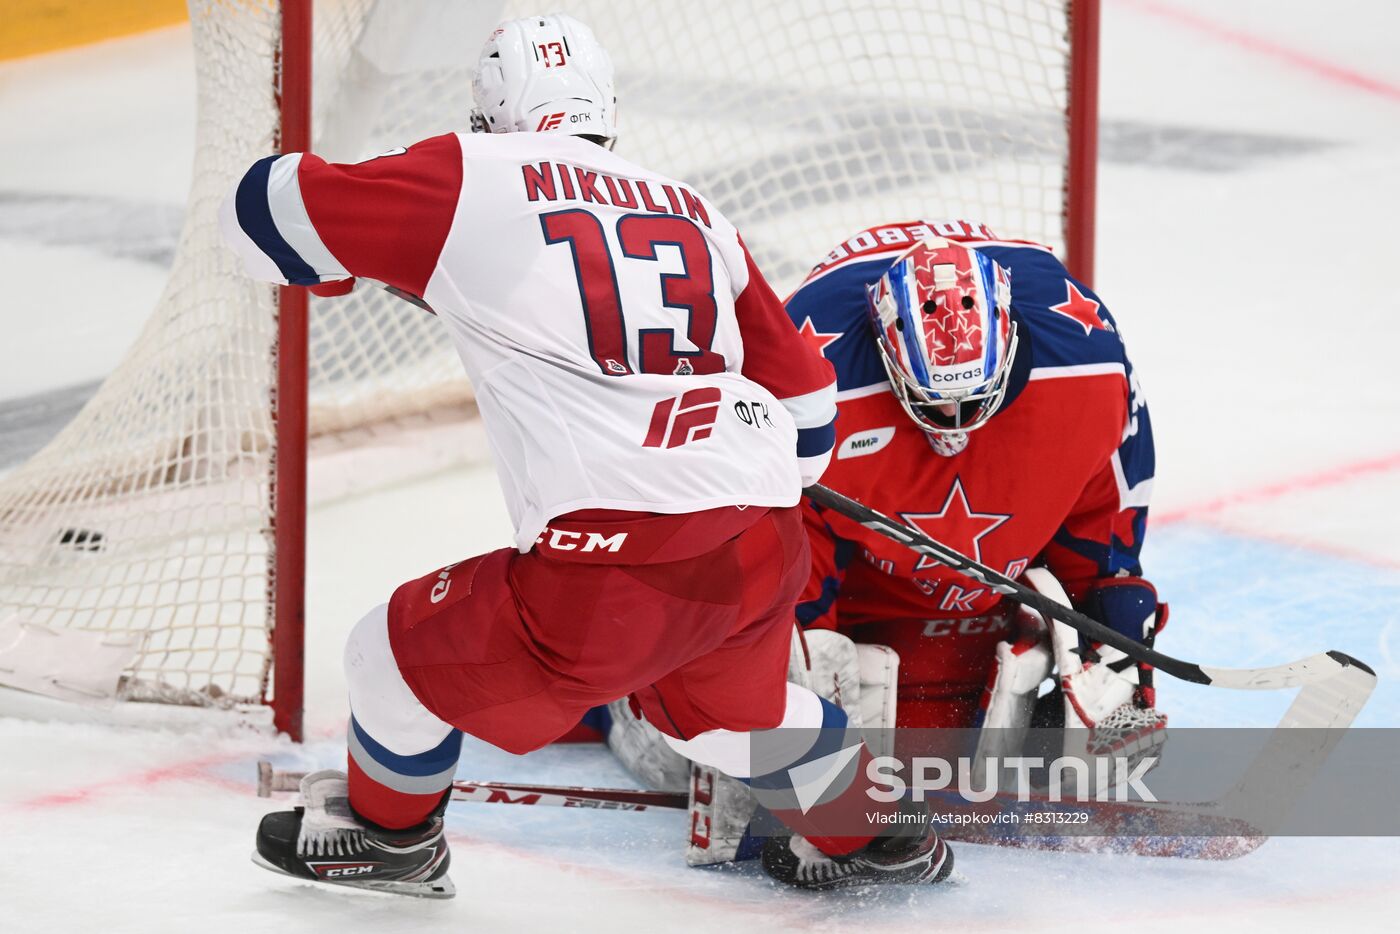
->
[266,153,349,282]
[234,154,321,286]
[796,418,837,457]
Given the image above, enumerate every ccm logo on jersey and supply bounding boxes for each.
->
[838,427,896,459]
[921,616,1008,637]
[535,528,629,554]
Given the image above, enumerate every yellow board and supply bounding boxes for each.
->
[1,0,189,61]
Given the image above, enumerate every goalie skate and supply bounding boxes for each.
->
[251,770,454,899]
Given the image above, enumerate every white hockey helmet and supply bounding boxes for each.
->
[471,13,619,147]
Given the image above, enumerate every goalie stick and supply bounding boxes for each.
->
[802,483,1376,700]
[801,482,1376,849]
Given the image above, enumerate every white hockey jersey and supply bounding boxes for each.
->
[221,132,837,551]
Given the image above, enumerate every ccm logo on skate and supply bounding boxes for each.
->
[312,862,380,878]
[429,562,463,604]
[643,387,722,449]
[838,427,896,459]
[535,528,629,553]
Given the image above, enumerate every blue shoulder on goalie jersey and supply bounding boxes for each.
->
[786,220,1139,401]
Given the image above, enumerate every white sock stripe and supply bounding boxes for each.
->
[347,726,458,796]
[661,683,829,779]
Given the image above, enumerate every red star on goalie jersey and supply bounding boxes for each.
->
[1048,282,1111,335]
[898,478,1011,570]
[795,317,843,358]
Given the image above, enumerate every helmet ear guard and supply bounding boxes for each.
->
[865,238,1018,438]
[471,14,619,147]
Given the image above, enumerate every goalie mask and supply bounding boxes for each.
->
[471,13,619,148]
[866,238,1018,443]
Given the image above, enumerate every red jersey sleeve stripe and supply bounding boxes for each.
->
[294,133,464,299]
[733,241,837,410]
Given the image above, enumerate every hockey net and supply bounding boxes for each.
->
[0,0,1094,732]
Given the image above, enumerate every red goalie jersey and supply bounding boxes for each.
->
[786,221,1157,728]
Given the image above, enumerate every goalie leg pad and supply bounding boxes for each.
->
[683,629,901,865]
[672,683,825,866]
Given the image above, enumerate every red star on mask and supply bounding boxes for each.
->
[899,478,1011,569]
[1048,282,1110,335]
[796,317,843,358]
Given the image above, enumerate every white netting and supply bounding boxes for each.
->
[0,0,1075,708]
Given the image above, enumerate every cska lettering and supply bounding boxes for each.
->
[521,162,712,227]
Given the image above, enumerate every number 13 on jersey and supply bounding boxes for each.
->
[540,210,727,377]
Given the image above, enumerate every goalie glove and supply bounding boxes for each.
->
[1076,574,1169,712]
[1037,568,1167,791]
[974,568,1166,796]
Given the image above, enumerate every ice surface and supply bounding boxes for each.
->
[2,1,1399,930]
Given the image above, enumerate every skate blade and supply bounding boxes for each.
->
[250,851,456,900]
[941,867,971,886]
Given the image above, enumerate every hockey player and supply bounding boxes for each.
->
[221,15,952,896]
[605,221,1165,866]
[787,221,1163,739]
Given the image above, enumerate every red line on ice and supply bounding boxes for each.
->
[1198,516,1400,572]
[12,752,248,811]
[9,726,340,813]
[1155,450,1400,526]
[1119,0,1400,103]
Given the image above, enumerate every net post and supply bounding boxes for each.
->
[1066,0,1101,287]
[271,0,312,743]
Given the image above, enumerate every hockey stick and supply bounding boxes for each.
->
[803,482,1376,839]
[254,760,1261,859]
[257,760,685,811]
[802,483,1377,701]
